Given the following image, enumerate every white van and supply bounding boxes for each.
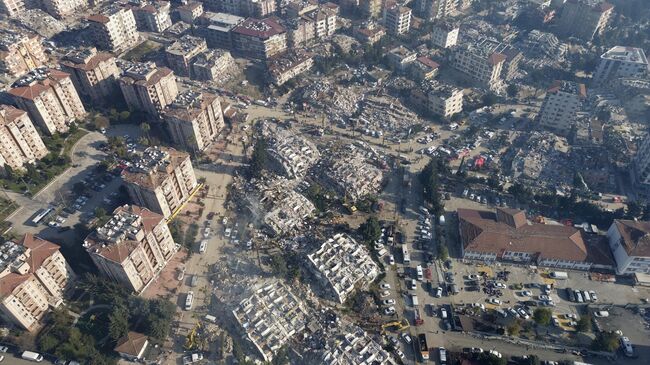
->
[185,291,194,310]
[199,240,208,253]
[416,265,423,281]
[21,351,43,362]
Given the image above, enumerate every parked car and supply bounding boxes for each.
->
[383,299,396,305]
[594,311,609,318]
[401,333,412,344]
[380,283,391,290]
[384,307,396,315]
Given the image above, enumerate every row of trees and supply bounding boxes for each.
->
[418,158,448,217]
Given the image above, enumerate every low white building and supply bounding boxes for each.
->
[607,220,650,275]
[308,233,380,304]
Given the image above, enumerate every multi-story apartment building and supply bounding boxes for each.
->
[127,0,172,33]
[84,205,176,293]
[123,146,198,218]
[60,47,121,106]
[0,105,48,171]
[0,29,47,78]
[306,6,337,39]
[88,7,140,53]
[196,12,245,49]
[232,17,287,59]
[631,136,650,200]
[431,22,459,48]
[593,46,649,85]
[177,1,204,23]
[384,4,411,36]
[163,90,224,152]
[284,4,337,47]
[360,0,381,19]
[165,36,208,77]
[607,219,650,274]
[118,62,179,116]
[42,0,86,18]
[411,80,462,119]
[0,235,75,331]
[191,49,238,81]
[266,50,314,86]
[0,0,28,16]
[212,0,275,17]
[414,0,456,20]
[538,80,586,136]
[451,42,506,92]
[353,23,385,45]
[411,56,440,80]
[286,0,318,17]
[386,46,416,72]
[556,0,614,41]
[8,68,86,135]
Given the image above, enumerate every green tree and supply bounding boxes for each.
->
[506,84,518,98]
[108,305,129,341]
[93,115,110,130]
[419,159,445,216]
[269,254,288,277]
[249,138,268,178]
[139,122,150,139]
[358,215,381,243]
[438,244,449,261]
[575,315,592,332]
[94,207,107,220]
[507,319,522,336]
[482,93,498,106]
[477,351,507,365]
[591,331,620,352]
[533,308,552,326]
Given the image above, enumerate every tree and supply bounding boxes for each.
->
[249,138,268,178]
[506,84,518,98]
[626,201,643,219]
[94,207,107,220]
[575,315,592,332]
[507,320,522,336]
[477,352,507,365]
[482,93,498,106]
[72,182,86,195]
[108,305,129,341]
[438,244,449,261]
[533,308,552,326]
[93,115,110,130]
[359,215,381,243]
[591,331,620,352]
[419,158,445,216]
[139,122,150,139]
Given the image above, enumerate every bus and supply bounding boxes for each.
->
[31,207,53,225]
[185,291,194,310]
[402,246,410,264]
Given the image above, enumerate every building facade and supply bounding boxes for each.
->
[42,0,86,18]
[593,46,649,85]
[430,22,459,48]
[0,29,47,78]
[384,4,411,36]
[414,0,456,21]
[191,49,238,81]
[556,0,614,40]
[8,68,86,135]
[118,62,179,116]
[178,1,204,23]
[196,12,245,49]
[452,43,506,92]
[267,50,314,86]
[128,0,172,33]
[84,205,176,293]
[165,36,208,77]
[231,17,287,59]
[607,220,650,274]
[60,47,121,106]
[88,7,140,53]
[163,90,224,152]
[0,235,75,331]
[0,105,48,171]
[538,80,586,136]
[123,146,198,218]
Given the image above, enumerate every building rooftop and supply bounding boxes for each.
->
[164,90,218,121]
[61,48,115,71]
[415,56,440,70]
[0,29,33,50]
[0,234,61,296]
[193,49,232,67]
[601,46,648,65]
[232,17,285,39]
[321,324,397,365]
[114,331,148,356]
[118,61,174,86]
[8,68,71,100]
[166,35,206,56]
[547,80,587,98]
[122,146,190,189]
[0,105,28,125]
[267,50,313,77]
[612,219,650,257]
[388,45,415,59]
[419,80,459,98]
[199,12,245,31]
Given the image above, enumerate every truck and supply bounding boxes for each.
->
[414,307,424,325]
[418,333,429,360]
[402,245,410,264]
[21,351,43,362]
[549,271,568,279]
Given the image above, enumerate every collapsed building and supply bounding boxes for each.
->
[262,123,320,179]
[319,323,398,365]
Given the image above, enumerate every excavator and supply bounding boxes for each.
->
[381,318,409,333]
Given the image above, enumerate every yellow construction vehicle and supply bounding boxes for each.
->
[381,319,409,333]
[184,322,202,350]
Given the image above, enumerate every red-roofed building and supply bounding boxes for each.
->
[8,68,86,135]
[118,62,179,115]
[607,220,650,274]
[232,17,287,59]
[411,56,440,80]
[84,204,176,293]
[60,47,121,106]
[0,234,74,331]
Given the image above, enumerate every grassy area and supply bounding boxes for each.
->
[122,40,163,62]
[0,197,18,221]
[0,128,87,195]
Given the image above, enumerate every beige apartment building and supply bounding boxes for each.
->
[88,7,140,53]
[414,0,456,20]
[0,105,48,171]
[538,80,586,136]
[84,205,176,293]
[178,1,204,23]
[123,146,198,218]
[232,17,287,59]
[431,22,459,48]
[452,43,506,92]
[42,0,86,18]
[556,0,614,41]
[8,68,87,135]
[191,49,238,81]
[127,0,172,33]
[119,62,179,116]
[0,0,27,16]
[0,29,47,77]
[411,80,463,119]
[163,90,224,152]
[384,4,411,36]
[0,234,75,331]
[165,36,208,77]
[60,47,121,106]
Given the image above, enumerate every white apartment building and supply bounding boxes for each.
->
[123,146,198,218]
[384,4,411,36]
[163,90,224,152]
[0,0,28,16]
[42,0,86,18]
[451,43,506,92]
[60,47,121,106]
[8,68,86,135]
[88,7,140,53]
[593,46,649,85]
[414,0,456,21]
[84,205,176,293]
[191,49,238,81]
[0,235,75,331]
[538,80,586,136]
[428,83,463,118]
[177,1,204,23]
[0,29,47,77]
[128,0,172,33]
[118,61,179,116]
[308,233,380,304]
[607,220,650,275]
[0,105,48,171]
[431,22,459,48]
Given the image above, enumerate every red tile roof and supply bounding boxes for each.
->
[488,52,507,65]
[8,69,71,101]
[20,234,61,273]
[416,56,440,70]
[115,331,148,356]
[612,220,650,257]
[232,18,285,39]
